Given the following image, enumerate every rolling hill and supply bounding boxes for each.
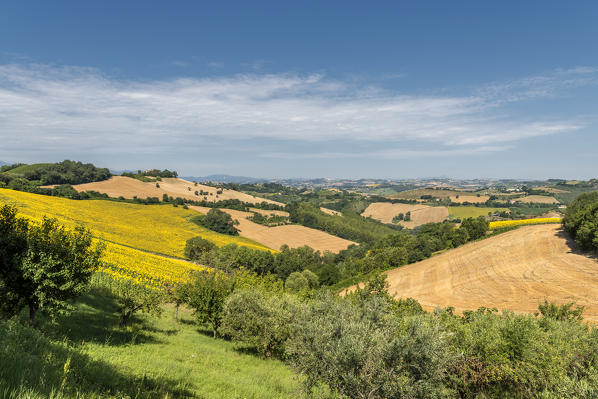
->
[376,224,598,321]
[66,176,284,206]
[361,202,449,228]
[0,188,270,256]
[190,206,356,253]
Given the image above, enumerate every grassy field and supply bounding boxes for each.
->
[1,286,309,399]
[448,206,510,219]
[1,163,53,175]
[0,188,270,257]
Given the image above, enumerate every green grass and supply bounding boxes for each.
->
[448,206,510,219]
[3,163,54,175]
[1,286,309,399]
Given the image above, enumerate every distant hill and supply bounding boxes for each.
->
[183,174,267,184]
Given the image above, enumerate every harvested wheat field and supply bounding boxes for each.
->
[361,202,448,228]
[190,206,356,253]
[449,195,489,204]
[390,188,465,200]
[535,186,569,194]
[249,208,290,217]
[69,176,283,206]
[514,195,560,204]
[378,224,598,321]
[320,207,342,216]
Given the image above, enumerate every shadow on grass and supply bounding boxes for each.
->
[0,319,194,398]
[38,287,163,346]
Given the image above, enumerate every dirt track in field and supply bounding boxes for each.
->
[69,176,283,206]
[190,206,356,253]
[361,202,448,228]
[364,224,598,320]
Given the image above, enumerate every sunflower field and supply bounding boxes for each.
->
[0,188,271,286]
[0,188,270,257]
[489,217,562,229]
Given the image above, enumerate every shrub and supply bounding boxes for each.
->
[93,273,163,327]
[0,205,104,325]
[186,270,235,337]
[460,216,489,240]
[184,236,216,260]
[563,191,598,251]
[220,289,303,357]
[191,209,238,235]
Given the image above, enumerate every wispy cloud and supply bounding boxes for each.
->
[0,63,592,161]
[260,145,511,159]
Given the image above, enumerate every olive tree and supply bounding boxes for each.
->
[0,205,104,325]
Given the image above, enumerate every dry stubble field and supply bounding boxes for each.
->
[380,224,598,321]
[361,202,448,228]
[514,195,560,204]
[190,206,356,253]
[70,176,284,206]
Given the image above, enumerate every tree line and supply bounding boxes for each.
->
[563,191,598,251]
[185,216,491,286]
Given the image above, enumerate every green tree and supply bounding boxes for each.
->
[460,216,489,240]
[186,270,235,337]
[0,206,104,325]
[285,271,309,292]
[191,209,238,235]
[563,191,598,251]
[0,205,29,318]
[220,289,302,357]
[95,274,163,327]
[184,236,216,260]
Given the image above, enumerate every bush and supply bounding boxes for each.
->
[191,209,238,235]
[184,236,216,260]
[563,191,598,251]
[460,216,489,240]
[220,289,303,357]
[186,270,236,337]
[286,292,454,398]
[0,205,104,325]
[93,273,163,327]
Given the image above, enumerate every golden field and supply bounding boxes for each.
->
[0,188,271,286]
[190,206,356,253]
[361,202,448,228]
[68,176,284,206]
[0,188,270,257]
[100,241,206,288]
[347,224,598,321]
[489,217,562,229]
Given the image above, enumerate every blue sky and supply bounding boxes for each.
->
[1,1,597,179]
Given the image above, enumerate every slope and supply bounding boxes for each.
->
[190,206,357,253]
[381,224,598,321]
[0,188,270,257]
[68,176,284,206]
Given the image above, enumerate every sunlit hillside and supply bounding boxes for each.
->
[0,188,270,257]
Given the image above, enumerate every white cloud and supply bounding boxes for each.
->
[0,63,590,159]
